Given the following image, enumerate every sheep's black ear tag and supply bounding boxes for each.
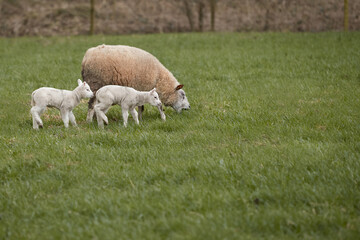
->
[175,85,184,91]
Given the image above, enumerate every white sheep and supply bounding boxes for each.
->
[81,45,190,122]
[93,85,163,128]
[30,79,94,129]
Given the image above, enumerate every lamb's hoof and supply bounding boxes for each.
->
[39,125,43,129]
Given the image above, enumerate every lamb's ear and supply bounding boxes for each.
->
[150,88,156,93]
[77,79,83,86]
[175,85,184,91]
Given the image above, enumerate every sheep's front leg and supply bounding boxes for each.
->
[122,107,129,127]
[158,105,166,121]
[60,109,70,128]
[130,107,139,125]
[69,111,77,127]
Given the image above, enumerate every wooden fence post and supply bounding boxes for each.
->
[90,0,95,35]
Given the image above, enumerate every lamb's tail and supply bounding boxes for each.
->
[31,91,36,106]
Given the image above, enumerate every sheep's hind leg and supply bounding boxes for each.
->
[95,108,104,129]
[94,103,109,129]
[130,107,139,125]
[30,107,39,129]
[31,106,44,129]
[31,115,38,129]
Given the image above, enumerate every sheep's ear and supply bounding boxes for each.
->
[77,79,83,86]
[150,88,156,93]
[175,85,184,91]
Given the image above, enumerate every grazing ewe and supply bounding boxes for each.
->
[93,86,163,128]
[30,79,93,129]
[81,44,190,122]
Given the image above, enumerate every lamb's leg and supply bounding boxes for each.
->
[31,106,44,129]
[38,107,45,128]
[69,111,77,127]
[130,107,139,125]
[31,114,38,129]
[101,109,109,125]
[31,107,39,129]
[138,105,144,121]
[87,96,96,123]
[94,104,109,129]
[122,107,129,127]
[60,109,70,128]
[95,107,104,129]
[158,105,166,121]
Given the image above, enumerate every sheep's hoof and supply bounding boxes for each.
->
[39,125,43,129]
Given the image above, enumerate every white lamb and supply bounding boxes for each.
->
[93,85,163,128]
[30,79,94,129]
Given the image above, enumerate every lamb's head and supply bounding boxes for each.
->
[77,79,94,99]
[148,88,162,107]
[172,85,190,113]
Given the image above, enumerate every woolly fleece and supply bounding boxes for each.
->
[81,44,182,107]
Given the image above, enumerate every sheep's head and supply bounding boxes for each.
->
[77,79,94,99]
[172,85,190,113]
[148,88,162,108]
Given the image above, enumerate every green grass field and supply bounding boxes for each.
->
[1,32,360,239]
